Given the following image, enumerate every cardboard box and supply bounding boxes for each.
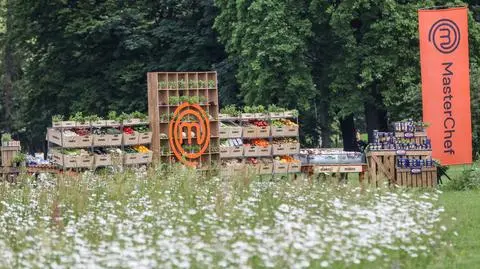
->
[243,126,257,138]
[138,132,152,144]
[244,146,258,157]
[230,147,244,157]
[273,162,288,174]
[288,162,301,173]
[257,126,270,138]
[94,154,112,167]
[123,132,139,145]
[272,144,287,155]
[257,145,272,157]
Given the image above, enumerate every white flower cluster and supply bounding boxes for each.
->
[0,174,448,268]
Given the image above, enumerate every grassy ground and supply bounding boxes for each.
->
[0,166,477,268]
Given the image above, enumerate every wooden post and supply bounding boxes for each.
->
[147,73,160,161]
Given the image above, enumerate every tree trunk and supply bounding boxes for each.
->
[340,114,358,151]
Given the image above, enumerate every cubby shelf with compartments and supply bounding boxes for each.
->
[47,119,153,169]
[147,71,220,171]
[218,110,301,176]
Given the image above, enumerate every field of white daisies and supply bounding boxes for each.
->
[0,166,463,269]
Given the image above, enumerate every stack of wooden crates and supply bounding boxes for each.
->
[1,141,21,167]
[366,120,437,187]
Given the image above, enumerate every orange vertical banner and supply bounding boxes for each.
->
[419,7,472,165]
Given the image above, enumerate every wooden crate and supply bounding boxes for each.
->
[271,126,286,137]
[229,127,242,138]
[93,134,113,147]
[257,127,270,138]
[110,134,123,146]
[219,128,229,138]
[64,135,93,148]
[288,162,301,173]
[124,153,139,165]
[258,162,273,175]
[137,152,153,164]
[273,161,288,174]
[272,144,288,155]
[1,146,21,167]
[230,147,244,157]
[244,146,258,157]
[284,126,299,137]
[94,154,112,167]
[286,143,300,155]
[243,126,257,138]
[396,167,437,187]
[138,132,153,144]
[219,147,230,158]
[91,120,107,127]
[123,132,139,145]
[366,151,396,186]
[257,145,272,157]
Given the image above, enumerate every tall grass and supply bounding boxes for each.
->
[0,167,451,268]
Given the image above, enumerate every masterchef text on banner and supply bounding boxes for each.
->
[418,7,472,165]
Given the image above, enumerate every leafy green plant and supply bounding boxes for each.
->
[85,114,102,122]
[199,96,207,104]
[441,160,480,191]
[291,109,299,117]
[220,105,241,117]
[198,80,206,88]
[52,115,64,122]
[169,96,180,105]
[69,112,86,123]
[208,80,215,88]
[179,96,190,104]
[244,106,254,113]
[12,153,26,164]
[131,111,148,121]
[107,111,118,121]
[178,79,185,88]
[168,81,177,89]
[117,112,132,122]
[159,81,167,89]
[252,105,266,113]
[1,133,12,143]
[189,96,200,104]
[188,80,197,88]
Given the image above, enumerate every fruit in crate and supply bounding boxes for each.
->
[279,156,299,163]
[250,120,268,127]
[252,139,269,147]
[133,145,150,153]
[247,157,258,165]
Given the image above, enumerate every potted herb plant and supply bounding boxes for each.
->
[253,105,267,119]
[70,112,90,128]
[178,79,185,89]
[169,96,180,105]
[242,106,255,119]
[106,111,121,127]
[198,80,206,88]
[268,104,285,118]
[284,109,298,118]
[12,152,26,167]
[87,114,105,127]
[131,111,148,124]
[188,80,197,89]
[208,80,216,88]
[1,133,12,147]
[159,81,168,89]
[52,114,65,128]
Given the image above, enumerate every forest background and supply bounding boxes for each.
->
[1,0,479,157]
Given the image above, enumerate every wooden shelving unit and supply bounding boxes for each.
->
[366,123,437,187]
[219,113,301,176]
[46,120,152,169]
[147,72,220,170]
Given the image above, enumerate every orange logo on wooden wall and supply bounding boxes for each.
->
[169,102,210,167]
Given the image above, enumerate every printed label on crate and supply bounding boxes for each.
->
[410,168,422,174]
[314,166,340,173]
[404,132,414,138]
[396,149,407,155]
[339,166,363,172]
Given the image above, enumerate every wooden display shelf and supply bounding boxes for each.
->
[148,71,220,169]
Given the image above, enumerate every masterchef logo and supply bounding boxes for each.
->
[428,19,461,54]
[169,103,210,167]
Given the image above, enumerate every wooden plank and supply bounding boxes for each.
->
[147,72,161,161]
